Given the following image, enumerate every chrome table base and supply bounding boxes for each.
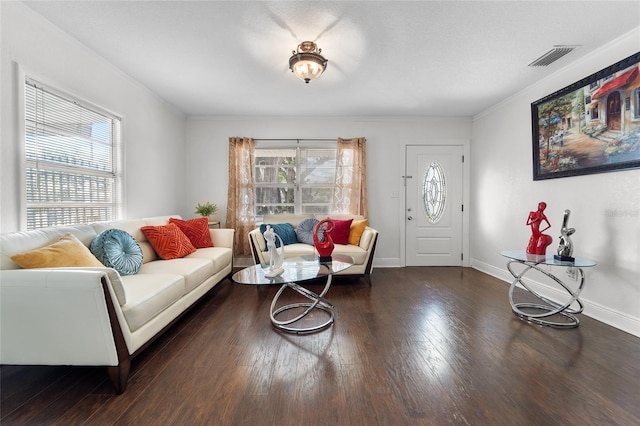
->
[270,275,334,334]
[506,260,585,328]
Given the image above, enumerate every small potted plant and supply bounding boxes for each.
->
[194,201,218,222]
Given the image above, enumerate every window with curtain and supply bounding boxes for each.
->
[254,145,337,217]
[24,78,122,230]
[228,137,367,255]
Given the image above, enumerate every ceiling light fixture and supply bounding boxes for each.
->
[289,41,328,84]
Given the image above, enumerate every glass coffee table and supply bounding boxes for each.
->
[232,254,353,334]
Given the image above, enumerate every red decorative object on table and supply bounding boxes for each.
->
[313,218,335,262]
[526,201,553,255]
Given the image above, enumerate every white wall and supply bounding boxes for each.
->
[470,28,640,336]
[185,117,472,265]
[0,2,187,232]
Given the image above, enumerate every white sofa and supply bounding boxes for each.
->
[0,215,234,394]
[248,214,378,285]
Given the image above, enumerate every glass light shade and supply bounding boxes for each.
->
[291,58,325,83]
[289,42,328,84]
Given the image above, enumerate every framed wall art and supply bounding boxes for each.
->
[531,51,640,180]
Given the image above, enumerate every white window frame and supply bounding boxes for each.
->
[23,77,123,230]
[254,141,336,219]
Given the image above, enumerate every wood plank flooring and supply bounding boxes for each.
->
[2,267,639,425]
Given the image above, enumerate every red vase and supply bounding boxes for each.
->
[313,219,335,262]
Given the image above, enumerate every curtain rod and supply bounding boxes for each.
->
[253,138,336,142]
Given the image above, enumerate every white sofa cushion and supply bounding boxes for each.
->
[120,273,184,332]
[186,247,233,274]
[139,257,214,293]
[259,243,315,263]
[256,242,368,265]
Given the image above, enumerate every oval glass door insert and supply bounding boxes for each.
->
[422,161,446,224]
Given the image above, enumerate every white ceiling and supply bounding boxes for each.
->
[24,1,640,118]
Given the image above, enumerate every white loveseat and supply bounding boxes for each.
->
[0,215,234,394]
[248,214,378,285]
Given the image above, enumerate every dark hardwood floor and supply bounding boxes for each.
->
[2,267,639,425]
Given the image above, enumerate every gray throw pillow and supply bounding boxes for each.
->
[296,217,321,245]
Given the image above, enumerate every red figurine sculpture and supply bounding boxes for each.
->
[313,218,335,262]
[526,201,553,255]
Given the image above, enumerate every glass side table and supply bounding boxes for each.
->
[500,250,596,328]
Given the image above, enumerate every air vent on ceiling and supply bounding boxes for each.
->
[528,45,580,67]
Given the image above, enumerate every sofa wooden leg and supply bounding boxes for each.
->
[364,274,372,287]
[108,359,130,394]
[101,276,132,394]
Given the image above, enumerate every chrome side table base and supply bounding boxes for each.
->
[270,275,334,334]
[506,260,585,328]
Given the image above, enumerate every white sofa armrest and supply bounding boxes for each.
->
[210,228,235,249]
[358,227,378,250]
[0,268,122,366]
[248,228,267,265]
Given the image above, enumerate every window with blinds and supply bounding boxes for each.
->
[24,79,122,230]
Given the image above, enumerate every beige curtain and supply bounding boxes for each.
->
[226,137,256,256]
[333,137,368,217]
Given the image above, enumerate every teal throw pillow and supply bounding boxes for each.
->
[259,223,297,249]
[90,229,143,275]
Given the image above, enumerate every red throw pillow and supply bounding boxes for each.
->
[169,217,213,248]
[141,222,196,260]
[329,218,353,245]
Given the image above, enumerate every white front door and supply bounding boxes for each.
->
[405,145,463,266]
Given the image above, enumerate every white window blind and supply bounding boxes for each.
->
[24,79,122,230]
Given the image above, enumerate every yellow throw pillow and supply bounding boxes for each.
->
[11,233,104,269]
[348,219,369,246]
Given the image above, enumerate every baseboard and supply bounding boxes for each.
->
[233,256,254,268]
[471,258,640,338]
[373,258,402,268]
